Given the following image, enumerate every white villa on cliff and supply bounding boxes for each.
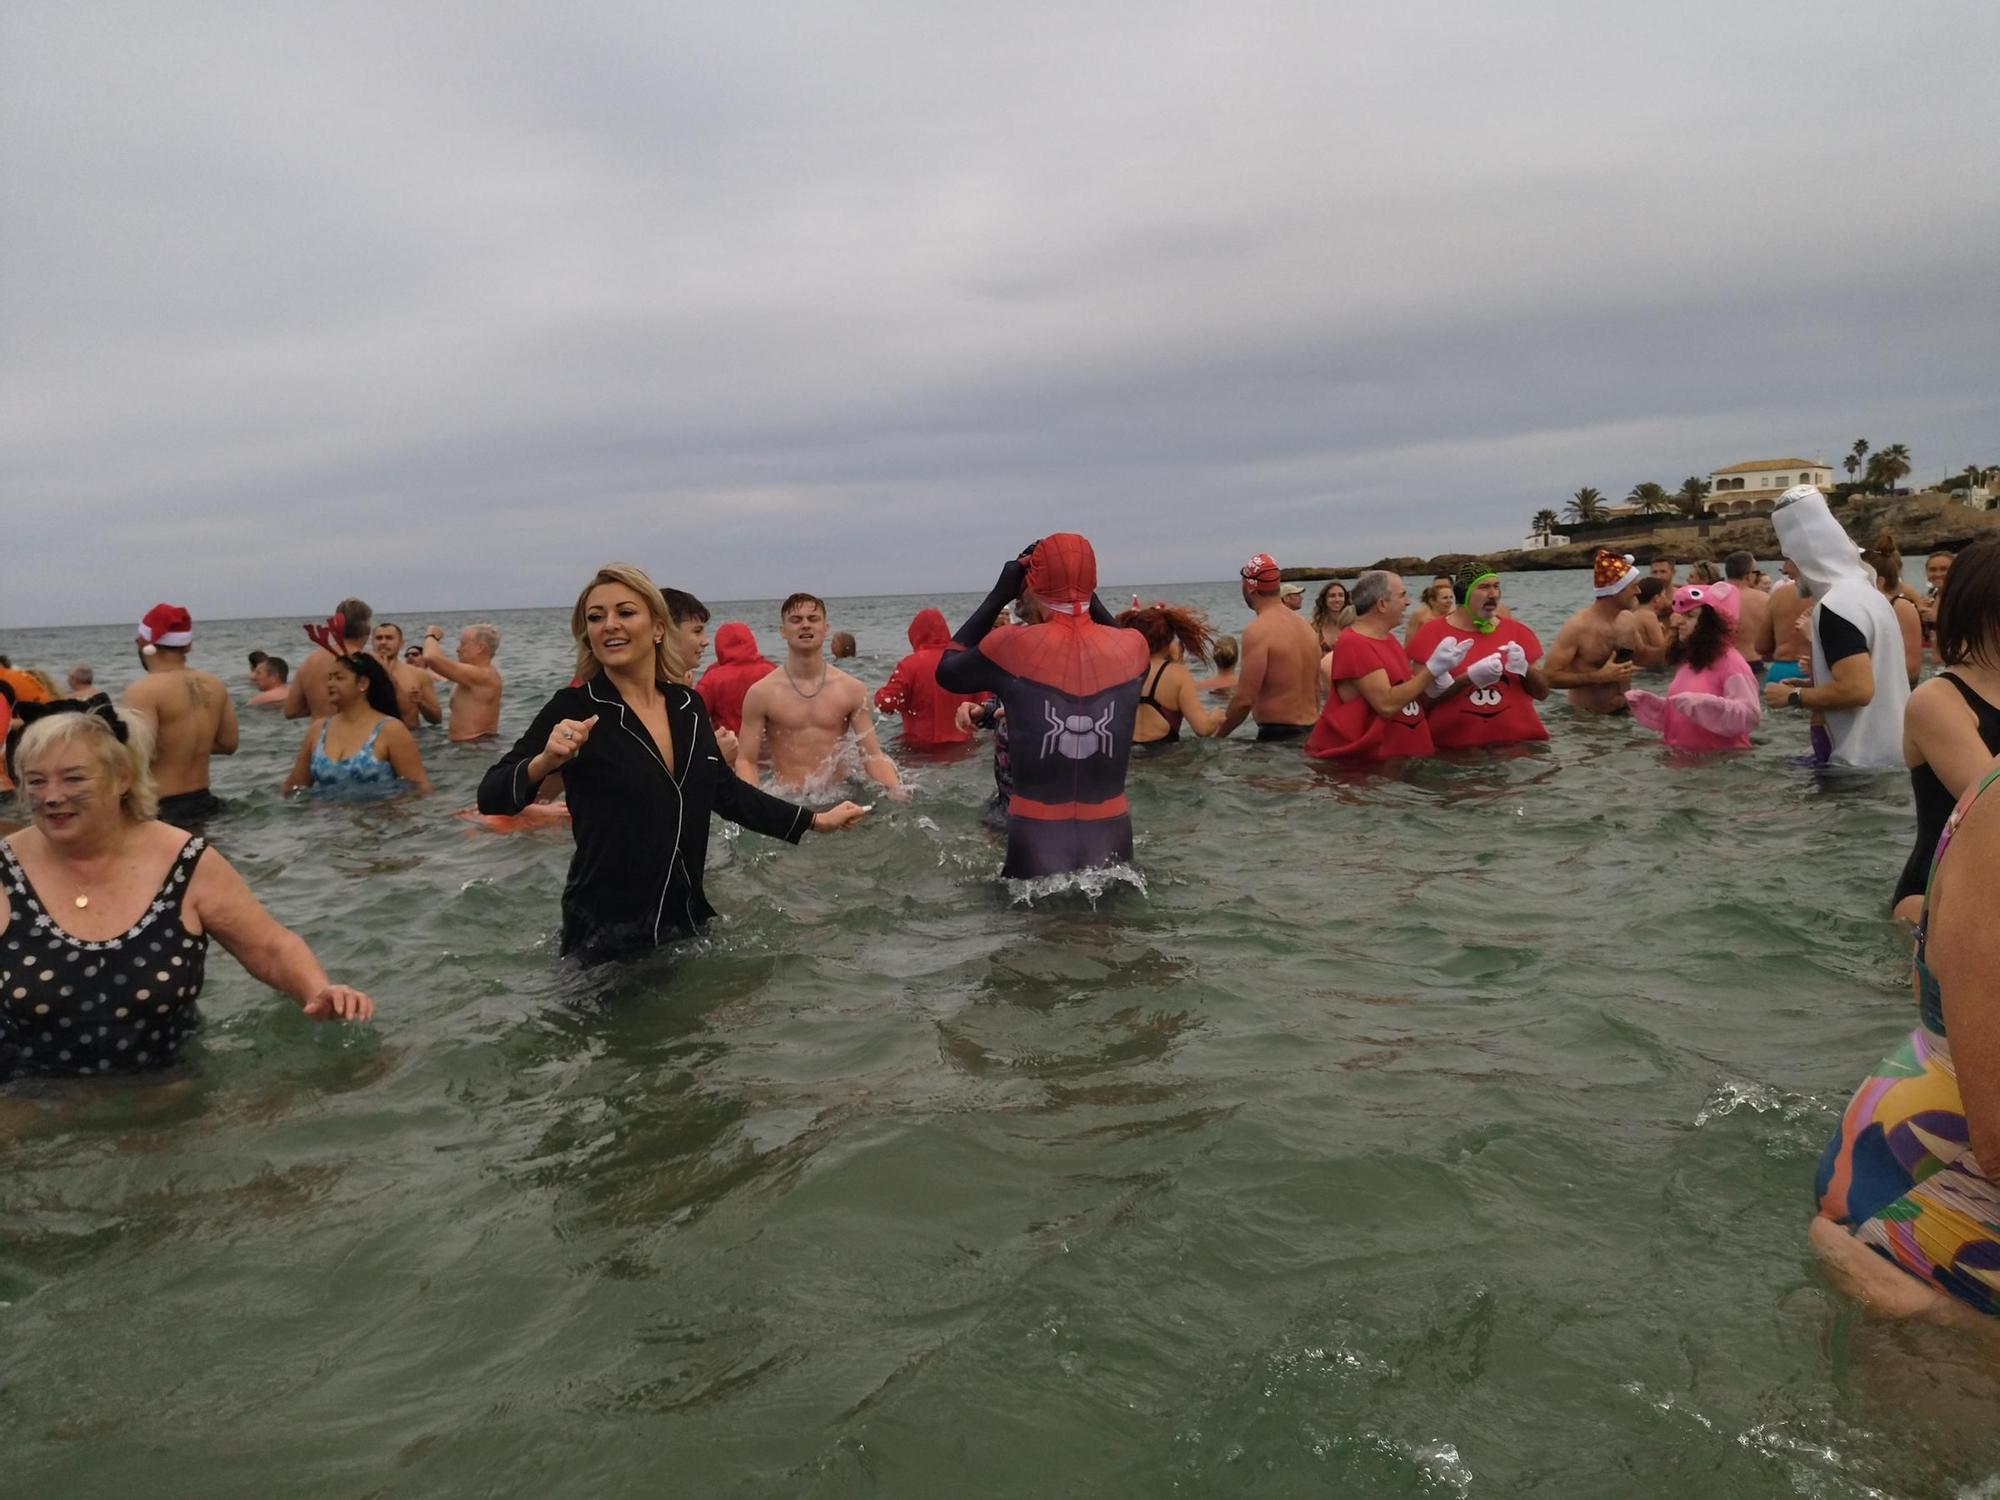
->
[1706,458,1834,515]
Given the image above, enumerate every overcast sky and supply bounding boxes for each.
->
[5,2,1997,628]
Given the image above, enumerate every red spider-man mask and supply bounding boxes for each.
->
[1026,533,1097,609]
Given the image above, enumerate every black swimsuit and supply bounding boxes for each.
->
[1895,673,2000,905]
[0,836,210,1079]
[1137,660,1182,744]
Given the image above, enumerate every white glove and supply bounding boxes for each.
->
[1467,653,1505,689]
[1500,641,1529,677]
[1423,636,1472,679]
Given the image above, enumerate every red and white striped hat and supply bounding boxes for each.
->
[137,602,194,653]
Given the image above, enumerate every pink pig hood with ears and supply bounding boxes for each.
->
[1672,581,1740,632]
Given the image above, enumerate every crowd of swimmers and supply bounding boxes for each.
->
[4,484,2000,1325]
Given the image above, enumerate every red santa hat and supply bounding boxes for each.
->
[137,602,194,654]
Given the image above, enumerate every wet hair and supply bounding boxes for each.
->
[1861,532,1903,590]
[570,563,690,685]
[1724,551,1755,581]
[1666,603,1733,673]
[248,650,267,668]
[1349,570,1396,618]
[780,592,827,621]
[334,652,402,718]
[828,631,856,658]
[1636,577,1668,605]
[335,598,373,643]
[662,588,709,625]
[1935,537,2000,669]
[263,654,290,683]
[1115,603,1213,663]
[11,703,159,821]
[1211,635,1239,669]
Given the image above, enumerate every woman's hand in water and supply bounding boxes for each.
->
[304,984,375,1021]
[543,715,599,769]
[812,801,869,832]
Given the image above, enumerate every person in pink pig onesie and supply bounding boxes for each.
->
[1625,582,1764,752]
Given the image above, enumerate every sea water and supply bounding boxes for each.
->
[3,569,1995,1498]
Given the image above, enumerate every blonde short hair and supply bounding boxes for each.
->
[11,705,158,821]
[570,564,692,685]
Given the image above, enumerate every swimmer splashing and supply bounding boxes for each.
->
[936,536,1150,879]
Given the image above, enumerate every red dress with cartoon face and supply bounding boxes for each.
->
[1404,617,1548,749]
[1306,630,1435,761]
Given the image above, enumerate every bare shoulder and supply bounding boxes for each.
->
[740,671,780,708]
[827,667,868,705]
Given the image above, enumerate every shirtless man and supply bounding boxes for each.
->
[1217,553,1323,739]
[735,593,902,795]
[247,655,289,707]
[1723,551,1772,678]
[371,621,442,729]
[1757,559,1814,685]
[121,603,238,824]
[1543,551,1643,714]
[423,622,504,741]
[286,597,372,719]
[1614,579,1670,669]
[1650,558,1677,588]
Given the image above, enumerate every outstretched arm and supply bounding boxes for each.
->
[190,849,374,1019]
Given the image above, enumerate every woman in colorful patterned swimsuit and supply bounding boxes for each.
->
[2,700,373,1083]
[1812,736,2000,1324]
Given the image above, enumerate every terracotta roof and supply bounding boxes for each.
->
[1709,458,1826,476]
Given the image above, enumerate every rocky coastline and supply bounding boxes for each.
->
[1285,492,1999,583]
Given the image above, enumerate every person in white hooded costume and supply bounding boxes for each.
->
[1763,485,1911,767]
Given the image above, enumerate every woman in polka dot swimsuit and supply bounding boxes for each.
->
[2,701,373,1081]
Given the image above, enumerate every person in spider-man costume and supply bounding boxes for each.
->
[936,535,1150,878]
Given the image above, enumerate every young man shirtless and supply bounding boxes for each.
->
[285,596,371,719]
[423,623,504,741]
[734,593,903,795]
[1216,554,1323,739]
[1543,551,1643,714]
[371,621,442,729]
[121,603,238,824]
[1757,559,1814,683]
[1723,551,1772,677]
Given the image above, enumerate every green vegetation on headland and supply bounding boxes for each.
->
[1284,490,2000,585]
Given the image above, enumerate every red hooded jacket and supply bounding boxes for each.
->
[875,607,982,747]
[695,622,774,733]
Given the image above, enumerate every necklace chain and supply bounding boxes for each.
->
[784,661,828,700]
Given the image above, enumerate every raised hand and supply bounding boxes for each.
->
[1424,636,1473,679]
[543,714,600,769]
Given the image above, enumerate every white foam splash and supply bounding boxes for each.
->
[1005,863,1147,906]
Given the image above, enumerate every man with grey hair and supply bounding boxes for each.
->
[424,621,505,741]
[66,664,94,695]
[1306,570,1470,760]
[1724,551,1772,678]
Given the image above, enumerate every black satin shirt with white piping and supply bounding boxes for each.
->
[478,677,812,966]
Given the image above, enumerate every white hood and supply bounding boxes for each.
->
[1771,485,1909,769]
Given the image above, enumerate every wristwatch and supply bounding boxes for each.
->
[1787,689,1803,710]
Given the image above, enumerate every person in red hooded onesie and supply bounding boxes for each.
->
[695,622,775,735]
[875,607,983,748]
[936,536,1150,878]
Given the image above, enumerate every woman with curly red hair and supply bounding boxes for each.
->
[1116,603,1222,745]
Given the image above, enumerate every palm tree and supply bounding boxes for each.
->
[1531,507,1560,539]
[1674,476,1712,517]
[1628,481,1671,515]
[1846,438,1869,482]
[1564,487,1604,525]
[1876,443,1911,491]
